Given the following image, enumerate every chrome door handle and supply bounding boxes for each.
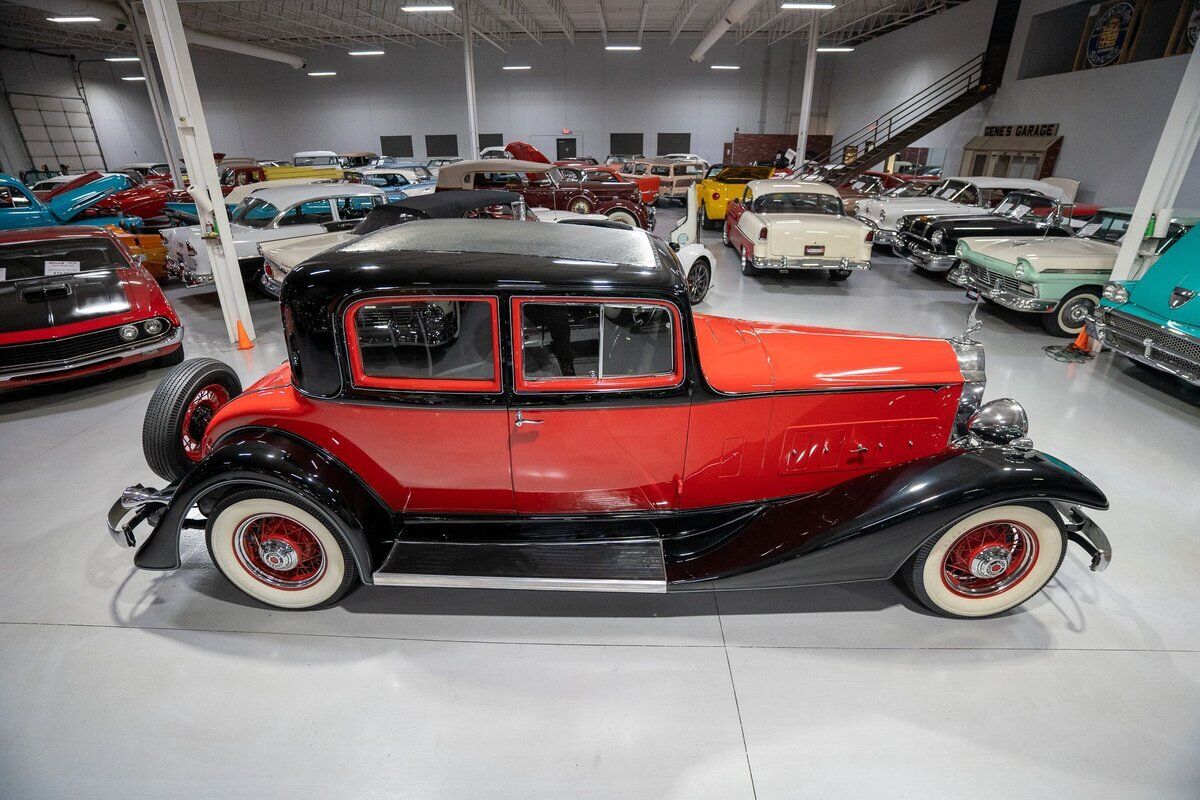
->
[514,410,543,427]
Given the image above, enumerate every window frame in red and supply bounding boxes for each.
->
[511,295,685,394]
[344,294,502,393]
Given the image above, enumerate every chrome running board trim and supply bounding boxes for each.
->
[371,573,667,592]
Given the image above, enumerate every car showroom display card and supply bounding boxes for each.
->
[44,261,81,275]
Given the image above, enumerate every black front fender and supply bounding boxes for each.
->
[133,429,393,582]
[667,447,1108,590]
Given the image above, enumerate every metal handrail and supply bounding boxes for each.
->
[814,52,985,166]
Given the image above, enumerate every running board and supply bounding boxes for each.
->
[372,538,667,592]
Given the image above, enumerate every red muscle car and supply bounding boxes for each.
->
[0,226,183,391]
[38,171,172,230]
[109,220,1110,618]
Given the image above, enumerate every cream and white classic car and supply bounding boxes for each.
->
[161,183,384,287]
[856,177,1068,246]
[723,179,872,280]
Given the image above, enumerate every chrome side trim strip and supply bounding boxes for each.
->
[371,573,668,593]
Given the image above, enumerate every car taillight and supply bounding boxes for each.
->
[712,192,720,200]
[758,227,768,241]
[865,230,874,243]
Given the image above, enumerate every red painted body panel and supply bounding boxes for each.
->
[96,183,171,221]
[586,166,660,205]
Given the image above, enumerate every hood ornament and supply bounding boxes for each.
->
[950,298,984,347]
[1169,286,1194,309]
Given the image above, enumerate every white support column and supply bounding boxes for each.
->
[1111,45,1200,281]
[141,0,255,345]
[462,0,480,159]
[121,0,184,187]
[794,11,818,164]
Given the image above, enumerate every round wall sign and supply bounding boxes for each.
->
[1086,2,1134,68]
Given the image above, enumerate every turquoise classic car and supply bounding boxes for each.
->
[1090,222,1200,387]
[950,208,1200,337]
[0,173,139,231]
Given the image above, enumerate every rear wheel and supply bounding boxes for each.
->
[904,503,1066,618]
[142,358,242,482]
[828,268,853,281]
[698,203,714,230]
[206,488,358,610]
[722,222,732,248]
[1043,287,1100,337]
[686,258,711,304]
[605,208,638,228]
[741,249,761,277]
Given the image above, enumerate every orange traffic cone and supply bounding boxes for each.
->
[1069,327,1089,353]
[235,320,254,350]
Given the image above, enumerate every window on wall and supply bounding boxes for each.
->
[610,133,644,156]
[425,134,459,158]
[380,135,414,158]
[656,133,691,156]
[478,133,503,150]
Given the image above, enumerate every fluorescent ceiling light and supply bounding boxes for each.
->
[502,65,531,70]
[780,2,836,8]
[348,49,385,56]
[401,4,454,11]
[105,56,140,62]
[710,64,740,70]
[605,45,641,51]
[121,76,146,81]
[308,71,337,76]
[46,15,101,22]
[817,46,854,52]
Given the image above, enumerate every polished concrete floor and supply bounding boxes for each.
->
[2,207,1199,798]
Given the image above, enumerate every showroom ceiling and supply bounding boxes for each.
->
[0,0,961,56]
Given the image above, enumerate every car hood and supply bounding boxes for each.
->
[962,236,1119,273]
[46,174,130,223]
[1127,229,1200,325]
[97,184,170,217]
[859,198,980,228]
[693,314,962,393]
[261,230,356,271]
[0,270,131,337]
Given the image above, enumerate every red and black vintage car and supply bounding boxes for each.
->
[0,226,183,392]
[108,221,1110,617]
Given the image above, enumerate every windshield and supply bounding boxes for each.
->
[933,181,967,201]
[585,170,620,183]
[294,156,336,166]
[714,166,772,183]
[231,197,282,228]
[993,192,1049,219]
[0,237,126,281]
[884,181,938,198]
[1075,212,1131,243]
[753,192,842,215]
[849,176,881,193]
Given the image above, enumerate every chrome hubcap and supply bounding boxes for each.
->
[258,538,299,571]
[969,545,1013,579]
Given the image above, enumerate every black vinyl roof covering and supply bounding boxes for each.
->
[353,189,521,235]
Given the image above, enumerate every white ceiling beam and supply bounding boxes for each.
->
[668,0,698,44]
[495,0,544,43]
[636,0,648,44]
[595,0,608,44]
[542,0,574,43]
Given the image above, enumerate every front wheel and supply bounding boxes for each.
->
[142,358,242,482]
[721,223,732,248]
[206,488,358,610]
[568,198,592,215]
[686,258,711,304]
[1043,287,1100,337]
[903,503,1067,618]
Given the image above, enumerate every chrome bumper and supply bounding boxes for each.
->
[166,254,213,287]
[260,268,283,299]
[0,326,183,385]
[1052,502,1112,573]
[1089,309,1200,387]
[107,484,174,548]
[892,237,957,272]
[856,215,895,245]
[948,264,1056,312]
[751,255,870,272]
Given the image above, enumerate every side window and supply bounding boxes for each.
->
[336,196,381,220]
[959,185,980,205]
[345,296,500,392]
[743,188,753,203]
[0,187,31,208]
[514,298,682,392]
[278,200,334,226]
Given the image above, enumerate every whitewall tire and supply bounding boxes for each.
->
[904,504,1066,618]
[206,489,358,610]
[605,209,638,228]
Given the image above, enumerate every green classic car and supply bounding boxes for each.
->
[1090,222,1200,387]
[949,208,1200,337]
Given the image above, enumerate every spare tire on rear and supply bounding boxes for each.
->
[142,358,242,482]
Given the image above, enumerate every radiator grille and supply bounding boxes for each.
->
[0,326,147,371]
[1103,310,1200,369]
[964,261,1020,294]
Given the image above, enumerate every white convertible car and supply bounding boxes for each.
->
[161,183,385,287]
[855,176,1067,246]
[723,179,872,280]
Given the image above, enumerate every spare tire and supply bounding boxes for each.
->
[142,358,242,482]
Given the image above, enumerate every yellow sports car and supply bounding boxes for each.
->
[696,165,775,230]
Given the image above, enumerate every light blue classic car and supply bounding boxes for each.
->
[345,165,436,202]
[0,173,139,231]
[1090,222,1200,387]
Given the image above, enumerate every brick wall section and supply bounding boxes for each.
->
[730,133,833,164]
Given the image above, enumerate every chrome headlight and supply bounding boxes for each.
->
[118,324,139,342]
[951,340,986,437]
[1103,282,1129,304]
[1014,261,1027,279]
[967,398,1029,445]
[930,229,945,246]
[142,318,165,335]
[956,241,968,257]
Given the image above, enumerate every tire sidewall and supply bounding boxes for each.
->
[606,209,637,227]
[1050,289,1100,337]
[688,259,710,303]
[208,494,349,609]
[914,504,1065,618]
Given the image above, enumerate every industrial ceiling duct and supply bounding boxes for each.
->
[690,0,765,63]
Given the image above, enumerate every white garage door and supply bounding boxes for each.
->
[7,92,106,173]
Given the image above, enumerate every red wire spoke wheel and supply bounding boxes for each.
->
[233,513,327,590]
[906,504,1067,619]
[143,358,243,482]
[180,384,231,462]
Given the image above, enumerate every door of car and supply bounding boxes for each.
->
[507,296,690,514]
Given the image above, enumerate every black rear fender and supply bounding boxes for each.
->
[133,429,393,582]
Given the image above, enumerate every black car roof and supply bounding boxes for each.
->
[352,189,520,235]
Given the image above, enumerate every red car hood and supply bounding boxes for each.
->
[693,314,962,393]
[505,141,551,163]
[97,184,170,218]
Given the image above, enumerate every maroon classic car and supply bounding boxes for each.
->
[109,220,1110,617]
[435,158,653,230]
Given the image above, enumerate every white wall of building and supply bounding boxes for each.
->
[821,0,1200,206]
